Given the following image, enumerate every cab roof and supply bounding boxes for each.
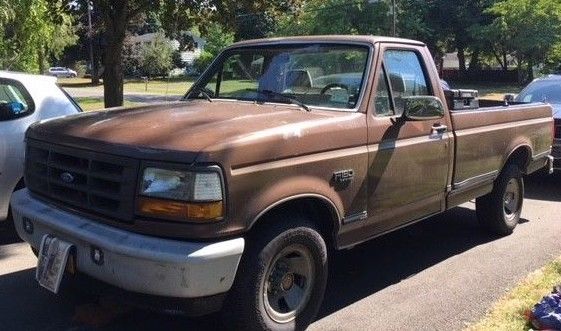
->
[229,35,426,48]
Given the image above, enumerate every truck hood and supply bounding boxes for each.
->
[27,100,366,167]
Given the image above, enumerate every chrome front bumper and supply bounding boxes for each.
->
[11,189,244,298]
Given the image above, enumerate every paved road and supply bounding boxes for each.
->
[1,174,560,330]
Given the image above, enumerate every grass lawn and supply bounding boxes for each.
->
[58,77,195,96]
[467,257,561,331]
[75,97,141,112]
[122,77,194,95]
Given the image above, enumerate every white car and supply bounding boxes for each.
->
[47,67,78,78]
[0,71,81,222]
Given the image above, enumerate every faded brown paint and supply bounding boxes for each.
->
[26,36,553,248]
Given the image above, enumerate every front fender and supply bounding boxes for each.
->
[244,175,344,230]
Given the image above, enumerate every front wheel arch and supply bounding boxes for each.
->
[249,195,341,250]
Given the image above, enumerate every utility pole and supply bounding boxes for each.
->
[87,1,99,84]
[391,0,396,37]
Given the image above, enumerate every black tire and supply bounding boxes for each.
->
[222,216,328,331]
[476,164,524,235]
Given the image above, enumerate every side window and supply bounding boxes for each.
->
[0,80,34,121]
[374,68,393,116]
[383,50,431,116]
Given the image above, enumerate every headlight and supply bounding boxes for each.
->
[137,167,224,222]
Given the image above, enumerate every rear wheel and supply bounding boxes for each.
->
[223,217,328,331]
[476,164,524,235]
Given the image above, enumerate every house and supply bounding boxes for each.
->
[127,32,206,66]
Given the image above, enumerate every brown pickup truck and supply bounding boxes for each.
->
[12,36,553,330]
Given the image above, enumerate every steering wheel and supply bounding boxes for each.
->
[321,83,349,95]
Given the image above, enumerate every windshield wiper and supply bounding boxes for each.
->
[187,86,213,103]
[257,90,311,112]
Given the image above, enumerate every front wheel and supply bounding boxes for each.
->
[476,164,524,235]
[223,217,328,331]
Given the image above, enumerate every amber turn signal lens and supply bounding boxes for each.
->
[137,197,223,222]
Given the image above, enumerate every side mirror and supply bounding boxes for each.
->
[402,96,445,121]
[0,102,27,121]
[504,93,517,103]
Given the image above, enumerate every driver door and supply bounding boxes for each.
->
[365,45,453,235]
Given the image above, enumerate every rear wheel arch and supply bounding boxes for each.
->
[504,145,532,174]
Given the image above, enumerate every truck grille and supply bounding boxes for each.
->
[555,119,561,139]
[25,139,140,221]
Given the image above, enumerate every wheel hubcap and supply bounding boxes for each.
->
[263,245,314,324]
[503,178,521,221]
[281,273,295,291]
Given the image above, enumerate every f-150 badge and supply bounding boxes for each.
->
[332,169,354,184]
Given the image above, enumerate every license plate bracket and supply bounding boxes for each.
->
[36,235,74,294]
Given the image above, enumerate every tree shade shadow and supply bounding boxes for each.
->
[524,173,561,202]
[317,205,500,318]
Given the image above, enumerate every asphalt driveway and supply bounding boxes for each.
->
[1,174,560,330]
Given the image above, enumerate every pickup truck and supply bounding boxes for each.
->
[11,36,553,330]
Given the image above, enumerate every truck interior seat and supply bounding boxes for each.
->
[285,70,313,93]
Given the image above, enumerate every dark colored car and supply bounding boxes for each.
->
[515,75,561,170]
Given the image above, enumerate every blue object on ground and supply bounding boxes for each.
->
[532,287,561,330]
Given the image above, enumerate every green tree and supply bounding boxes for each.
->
[202,23,235,56]
[139,32,174,78]
[0,0,77,73]
[485,0,561,81]
[193,51,215,73]
[92,0,296,107]
[544,42,561,74]
[426,0,497,74]
[276,0,392,36]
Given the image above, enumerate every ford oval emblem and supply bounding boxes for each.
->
[60,172,75,183]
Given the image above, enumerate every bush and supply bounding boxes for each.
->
[140,32,174,78]
[123,41,142,78]
[193,51,215,74]
[74,61,88,78]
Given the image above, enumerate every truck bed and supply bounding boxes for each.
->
[447,102,552,207]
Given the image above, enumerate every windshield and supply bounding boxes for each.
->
[187,44,371,110]
[517,79,561,104]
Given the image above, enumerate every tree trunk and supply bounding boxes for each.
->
[100,1,128,108]
[457,46,467,75]
[516,56,524,84]
[503,51,508,72]
[91,36,101,85]
[103,42,124,107]
[468,48,481,73]
[527,57,534,83]
[492,50,506,71]
[37,45,45,75]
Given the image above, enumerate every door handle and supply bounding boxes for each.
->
[431,124,448,135]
